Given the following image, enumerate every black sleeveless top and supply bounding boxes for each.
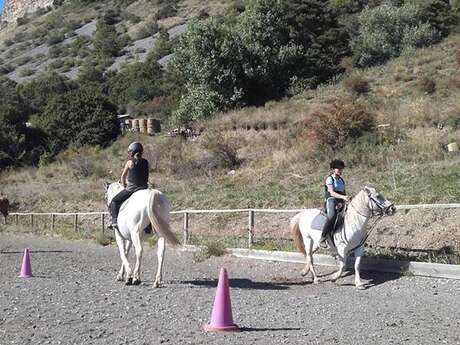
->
[126,158,149,192]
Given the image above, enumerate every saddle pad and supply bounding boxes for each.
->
[311,212,327,231]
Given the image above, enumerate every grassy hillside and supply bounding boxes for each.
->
[1,32,459,214]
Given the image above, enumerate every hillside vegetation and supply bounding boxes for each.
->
[0,0,459,213]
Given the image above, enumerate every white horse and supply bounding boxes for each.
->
[291,186,395,289]
[106,182,180,287]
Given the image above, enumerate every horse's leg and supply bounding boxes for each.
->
[331,246,346,282]
[153,237,165,288]
[131,230,143,285]
[117,240,131,281]
[115,232,133,285]
[302,238,319,284]
[354,246,366,289]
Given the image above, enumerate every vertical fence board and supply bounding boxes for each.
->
[248,210,255,248]
[183,212,189,245]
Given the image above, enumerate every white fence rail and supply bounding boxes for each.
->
[6,203,460,247]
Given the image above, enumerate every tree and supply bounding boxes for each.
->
[173,18,246,109]
[39,87,119,153]
[107,61,164,109]
[93,18,120,59]
[17,72,71,115]
[172,0,349,123]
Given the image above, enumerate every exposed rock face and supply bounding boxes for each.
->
[1,0,53,24]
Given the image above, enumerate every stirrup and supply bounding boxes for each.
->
[108,223,118,230]
[319,238,328,249]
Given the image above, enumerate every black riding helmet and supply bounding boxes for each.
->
[128,142,143,155]
[330,159,345,169]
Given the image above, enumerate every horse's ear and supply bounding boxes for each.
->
[363,186,371,195]
[104,181,110,190]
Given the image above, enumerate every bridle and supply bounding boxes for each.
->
[342,189,395,252]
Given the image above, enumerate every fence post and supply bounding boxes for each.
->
[101,213,105,235]
[183,212,189,245]
[15,214,18,226]
[248,210,254,248]
[73,214,78,232]
[30,214,34,228]
[51,214,55,232]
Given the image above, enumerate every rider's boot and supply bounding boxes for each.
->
[319,217,334,249]
[108,219,118,231]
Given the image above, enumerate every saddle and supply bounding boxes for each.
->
[311,204,346,247]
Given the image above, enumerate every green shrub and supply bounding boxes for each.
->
[47,32,66,45]
[343,75,370,95]
[173,85,220,124]
[154,3,178,20]
[18,68,35,77]
[136,20,159,40]
[39,88,119,153]
[311,100,376,150]
[401,22,440,50]
[200,130,241,169]
[48,59,65,70]
[352,2,440,67]
[418,76,436,94]
[16,16,30,26]
[38,151,54,168]
[93,18,121,58]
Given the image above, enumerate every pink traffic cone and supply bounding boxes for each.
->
[19,248,33,278]
[204,268,239,332]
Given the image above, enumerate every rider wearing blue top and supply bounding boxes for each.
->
[319,159,351,248]
[109,142,149,230]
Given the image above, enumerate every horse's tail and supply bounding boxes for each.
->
[291,212,305,255]
[147,190,180,247]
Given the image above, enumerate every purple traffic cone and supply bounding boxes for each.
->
[19,248,33,278]
[204,268,239,332]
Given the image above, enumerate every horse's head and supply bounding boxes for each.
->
[105,182,123,206]
[362,186,395,216]
[0,196,9,217]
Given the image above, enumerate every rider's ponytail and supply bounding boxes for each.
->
[133,151,142,161]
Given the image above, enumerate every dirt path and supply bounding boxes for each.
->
[0,233,459,345]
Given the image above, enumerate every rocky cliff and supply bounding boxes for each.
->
[1,0,53,23]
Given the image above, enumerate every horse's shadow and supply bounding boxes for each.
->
[240,327,303,332]
[332,269,401,288]
[178,278,312,290]
[177,268,400,290]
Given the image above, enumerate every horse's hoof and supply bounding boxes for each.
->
[356,284,366,290]
[116,275,123,282]
[133,279,141,285]
[313,279,319,284]
[125,278,133,285]
[153,281,161,288]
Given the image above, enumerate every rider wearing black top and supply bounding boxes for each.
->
[109,142,149,230]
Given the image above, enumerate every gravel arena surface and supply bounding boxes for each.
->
[0,233,459,345]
